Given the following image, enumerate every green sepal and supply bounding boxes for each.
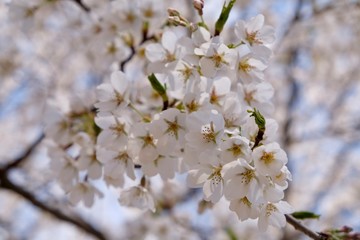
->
[248,108,266,130]
[214,0,236,36]
[291,211,321,220]
[148,73,169,110]
[148,73,166,95]
[197,22,209,31]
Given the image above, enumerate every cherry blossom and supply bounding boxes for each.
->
[68,182,104,207]
[38,2,294,234]
[258,201,293,232]
[252,142,288,177]
[234,14,275,47]
[119,186,156,212]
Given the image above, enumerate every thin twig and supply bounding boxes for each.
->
[119,35,156,71]
[285,214,326,240]
[120,46,135,71]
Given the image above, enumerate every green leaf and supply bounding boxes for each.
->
[291,211,321,220]
[148,73,166,95]
[214,0,236,36]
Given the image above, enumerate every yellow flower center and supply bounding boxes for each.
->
[239,169,255,184]
[201,122,218,143]
[266,203,278,217]
[246,30,262,45]
[261,152,275,165]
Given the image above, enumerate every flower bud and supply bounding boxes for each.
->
[168,16,188,27]
[194,0,204,15]
[167,8,180,17]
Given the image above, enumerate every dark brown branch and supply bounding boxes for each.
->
[0,174,107,240]
[71,0,91,13]
[286,214,326,240]
[119,35,156,71]
[1,133,44,171]
[120,46,135,71]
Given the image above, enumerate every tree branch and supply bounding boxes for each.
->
[71,0,91,13]
[1,133,44,171]
[285,214,326,240]
[0,134,108,240]
[0,174,107,240]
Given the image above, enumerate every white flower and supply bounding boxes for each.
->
[258,201,293,232]
[77,148,103,180]
[131,122,158,163]
[100,38,131,66]
[104,174,125,188]
[141,153,179,180]
[48,145,78,191]
[95,115,131,148]
[183,92,211,114]
[132,113,182,180]
[111,0,142,36]
[119,186,156,212]
[220,93,247,130]
[96,146,136,186]
[187,151,225,203]
[138,0,165,34]
[273,166,292,188]
[220,136,251,164]
[207,76,231,107]
[252,142,287,177]
[195,37,237,77]
[68,182,104,207]
[229,197,260,221]
[168,60,200,99]
[191,26,211,47]
[235,14,275,46]
[185,109,225,152]
[95,71,130,115]
[150,108,186,155]
[222,160,260,202]
[44,105,72,146]
[238,82,274,115]
[236,45,268,83]
[145,29,184,72]
[258,176,285,203]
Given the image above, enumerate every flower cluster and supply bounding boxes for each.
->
[44,1,292,232]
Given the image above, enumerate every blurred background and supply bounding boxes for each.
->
[0,0,360,239]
